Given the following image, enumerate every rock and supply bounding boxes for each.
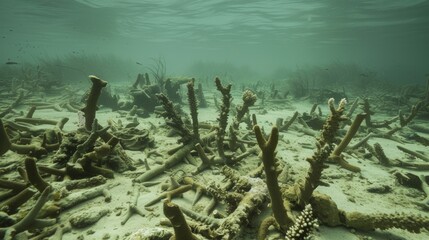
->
[69,208,110,229]
[366,184,392,194]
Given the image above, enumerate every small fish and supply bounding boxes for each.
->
[5,61,18,65]
[136,62,142,65]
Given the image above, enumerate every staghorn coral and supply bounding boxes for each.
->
[399,101,423,127]
[214,177,268,239]
[133,143,195,183]
[279,111,299,132]
[76,136,119,178]
[329,113,366,172]
[215,77,232,162]
[157,93,193,144]
[285,204,318,240]
[254,125,294,232]
[233,89,257,129]
[192,142,214,174]
[293,98,347,208]
[0,186,56,240]
[187,79,200,141]
[145,185,192,207]
[24,157,50,193]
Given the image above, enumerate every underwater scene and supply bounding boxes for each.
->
[1,0,429,239]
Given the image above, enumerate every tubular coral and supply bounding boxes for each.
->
[330,113,366,172]
[163,200,198,240]
[81,75,107,131]
[0,119,11,156]
[25,157,50,192]
[344,211,429,233]
[0,119,47,158]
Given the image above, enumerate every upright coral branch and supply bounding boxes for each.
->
[0,119,11,156]
[294,98,347,208]
[25,157,50,192]
[399,101,423,127]
[329,113,366,172]
[285,204,318,240]
[157,93,193,144]
[196,83,207,108]
[215,77,232,162]
[81,75,107,131]
[187,79,200,142]
[233,89,257,129]
[254,125,294,231]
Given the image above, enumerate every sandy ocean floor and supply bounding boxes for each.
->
[1,85,428,240]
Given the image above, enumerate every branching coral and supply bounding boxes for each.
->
[24,157,50,192]
[329,113,366,172]
[0,119,48,157]
[399,101,423,127]
[157,93,193,144]
[233,89,257,129]
[254,125,294,231]
[293,98,347,208]
[187,79,200,141]
[285,204,318,240]
[0,186,56,240]
[215,77,232,163]
[214,177,268,239]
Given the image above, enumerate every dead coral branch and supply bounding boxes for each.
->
[81,75,107,131]
[214,77,232,163]
[163,200,199,240]
[254,125,294,232]
[293,98,347,208]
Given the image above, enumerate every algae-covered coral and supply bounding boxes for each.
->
[0,56,429,240]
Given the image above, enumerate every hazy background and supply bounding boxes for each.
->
[1,0,428,83]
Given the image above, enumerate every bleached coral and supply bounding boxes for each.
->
[126,227,172,240]
[285,204,319,240]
